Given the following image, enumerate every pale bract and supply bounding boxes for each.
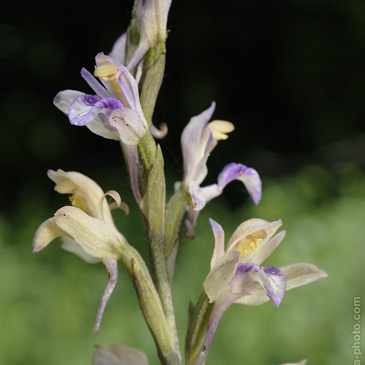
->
[33,169,128,333]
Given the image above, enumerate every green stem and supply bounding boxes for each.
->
[118,242,181,364]
[165,185,189,281]
[139,146,181,362]
[185,291,214,365]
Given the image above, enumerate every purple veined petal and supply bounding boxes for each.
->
[261,265,286,306]
[218,163,262,205]
[69,95,122,126]
[117,71,138,110]
[54,90,85,115]
[230,263,286,307]
[81,68,110,99]
[209,218,225,269]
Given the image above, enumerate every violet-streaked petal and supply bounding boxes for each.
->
[209,218,225,269]
[95,53,142,112]
[230,263,286,307]
[69,95,122,126]
[236,263,326,306]
[218,163,262,205]
[81,68,110,99]
[53,90,85,114]
[117,71,138,111]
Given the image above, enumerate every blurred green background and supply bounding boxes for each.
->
[0,0,364,364]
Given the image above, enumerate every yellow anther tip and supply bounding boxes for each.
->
[208,120,235,141]
[94,62,119,80]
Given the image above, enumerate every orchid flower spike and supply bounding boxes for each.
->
[33,169,129,334]
[181,102,262,237]
[194,218,327,364]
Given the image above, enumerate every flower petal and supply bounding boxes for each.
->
[47,169,115,227]
[69,95,122,126]
[209,218,225,269]
[251,230,286,266]
[230,263,286,307]
[217,163,262,205]
[53,90,85,115]
[81,68,110,99]
[106,108,147,145]
[237,263,327,306]
[204,249,240,303]
[281,263,328,290]
[109,32,127,65]
[181,102,216,184]
[54,206,123,260]
[227,218,282,262]
[61,236,100,264]
[33,217,65,253]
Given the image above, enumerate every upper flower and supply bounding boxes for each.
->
[33,169,128,333]
[54,53,148,145]
[180,103,262,236]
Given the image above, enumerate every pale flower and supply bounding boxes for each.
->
[33,169,128,333]
[181,102,262,236]
[193,218,327,364]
